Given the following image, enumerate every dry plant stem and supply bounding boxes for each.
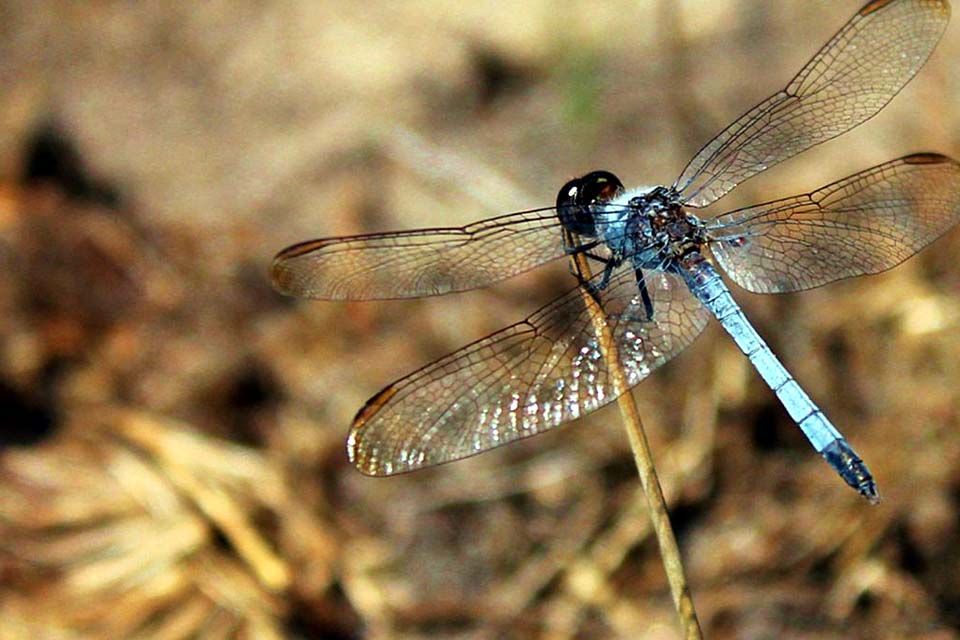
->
[118,412,291,592]
[569,244,702,639]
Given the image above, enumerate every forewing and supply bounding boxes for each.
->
[347,265,710,475]
[707,154,960,293]
[272,207,568,300]
[674,0,950,208]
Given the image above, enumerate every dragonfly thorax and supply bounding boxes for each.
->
[557,171,706,268]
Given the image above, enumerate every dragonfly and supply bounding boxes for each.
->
[271,0,960,503]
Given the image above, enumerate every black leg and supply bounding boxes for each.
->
[635,267,655,321]
[582,251,609,262]
[563,233,592,283]
[563,239,601,256]
[562,230,622,306]
[580,258,619,307]
[565,243,608,279]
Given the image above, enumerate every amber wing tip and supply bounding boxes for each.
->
[346,384,401,476]
[269,258,288,293]
[903,152,950,165]
[860,0,950,17]
[352,384,398,428]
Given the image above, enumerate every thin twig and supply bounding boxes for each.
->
[568,241,703,639]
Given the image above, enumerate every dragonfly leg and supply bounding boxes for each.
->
[605,267,656,325]
[565,240,608,280]
[563,232,620,296]
[578,257,619,307]
[563,239,601,256]
[634,267,655,321]
[564,236,601,284]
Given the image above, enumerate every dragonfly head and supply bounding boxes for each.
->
[556,170,624,238]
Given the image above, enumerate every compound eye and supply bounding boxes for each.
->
[555,170,623,238]
[578,171,624,204]
[556,177,582,210]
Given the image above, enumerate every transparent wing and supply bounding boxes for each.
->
[674,0,950,208]
[706,154,960,293]
[347,265,710,475]
[271,207,579,300]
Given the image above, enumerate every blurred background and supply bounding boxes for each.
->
[0,1,958,638]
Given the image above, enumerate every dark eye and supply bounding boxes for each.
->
[577,171,624,205]
[556,171,623,238]
[556,178,581,210]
